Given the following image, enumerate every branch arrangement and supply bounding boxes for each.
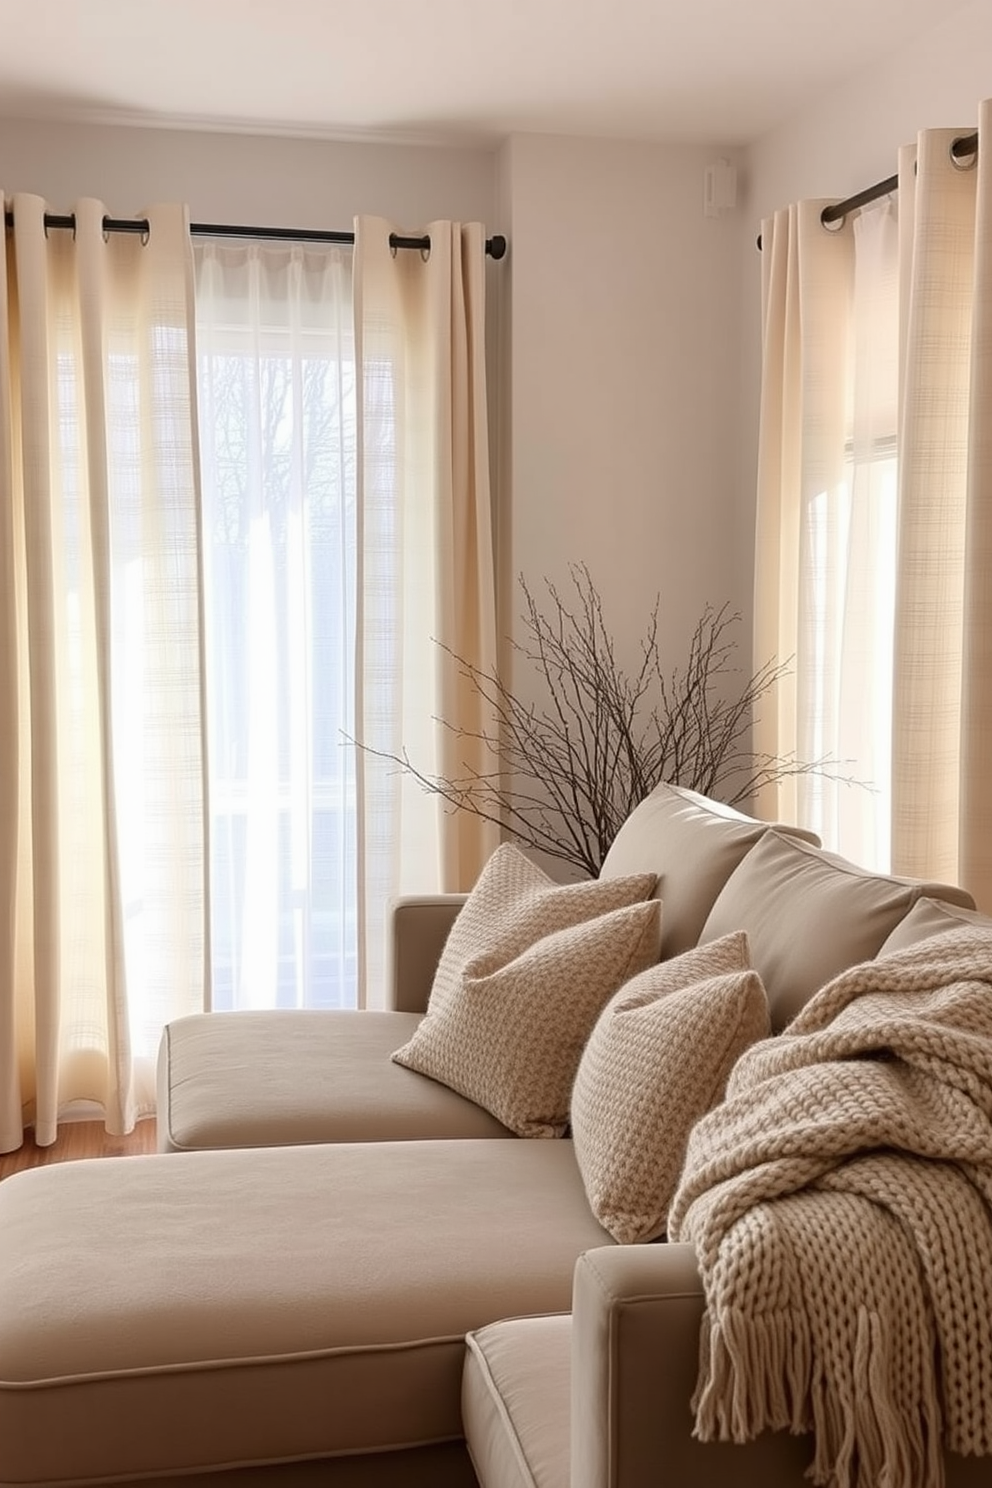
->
[359,565,844,878]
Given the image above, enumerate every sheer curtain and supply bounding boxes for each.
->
[194,220,498,1013]
[754,197,899,870]
[0,195,206,1151]
[755,101,992,909]
[353,217,499,1003]
[194,240,357,1011]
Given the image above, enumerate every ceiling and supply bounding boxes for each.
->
[0,0,972,148]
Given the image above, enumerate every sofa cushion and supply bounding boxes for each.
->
[0,1140,610,1486]
[877,895,992,956]
[157,1009,513,1152]
[699,830,977,1029]
[393,845,660,1137]
[598,781,819,959]
[570,935,768,1243]
[463,1315,571,1488]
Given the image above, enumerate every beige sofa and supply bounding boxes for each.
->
[0,783,989,1488]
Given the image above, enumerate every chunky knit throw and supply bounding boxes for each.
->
[668,925,992,1488]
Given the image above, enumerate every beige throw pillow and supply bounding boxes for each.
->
[571,934,769,1243]
[392,844,660,1138]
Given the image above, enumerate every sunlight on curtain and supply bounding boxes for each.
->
[194,241,358,1010]
[756,198,899,870]
[0,195,205,1150]
[802,202,899,870]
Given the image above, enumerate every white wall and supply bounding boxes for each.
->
[736,0,992,633]
[745,0,992,220]
[498,132,746,688]
[0,118,496,232]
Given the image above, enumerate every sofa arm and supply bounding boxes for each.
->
[386,894,467,1013]
[571,1244,813,1488]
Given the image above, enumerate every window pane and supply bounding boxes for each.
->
[194,242,358,1010]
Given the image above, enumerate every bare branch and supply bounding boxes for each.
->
[349,568,862,877]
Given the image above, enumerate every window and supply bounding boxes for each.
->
[195,241,359,1010]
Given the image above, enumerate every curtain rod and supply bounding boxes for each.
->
[757,130,979,249]
[2,211,507,260]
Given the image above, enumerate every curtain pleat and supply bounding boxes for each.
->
[353,216,498,1006]
[0,195,206,1150]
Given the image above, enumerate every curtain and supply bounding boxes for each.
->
[0,195,206,1151]
[893,107,992,899]
[754,198,899,870]
[755,102,992,909]
[195,219,498,1012]
[194,240,357,1011]
[353,217,498,1004]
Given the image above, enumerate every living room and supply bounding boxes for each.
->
[3,3,992,1485]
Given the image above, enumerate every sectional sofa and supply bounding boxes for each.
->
[1,782,990,1488]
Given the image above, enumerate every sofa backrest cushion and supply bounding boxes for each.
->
[699,830,977,1030]
[599,781,820,960]
[877,894,992,956]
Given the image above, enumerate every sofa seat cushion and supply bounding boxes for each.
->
[0,1140,610,1486]
[599,781,819,959]
[699,830,977,1029]
[157,1009,514,1151]
[463,1315,571,1488]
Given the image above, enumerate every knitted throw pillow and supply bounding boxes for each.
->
[392,844,660,1138]
[571,933,769,1242]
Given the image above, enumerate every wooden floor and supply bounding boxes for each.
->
[0,1119,159,1180]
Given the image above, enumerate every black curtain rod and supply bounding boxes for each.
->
[2,211,507,260]
[757,130,979,249]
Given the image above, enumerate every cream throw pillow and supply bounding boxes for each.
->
[392,844,660,1138]
[571,934,769,1243]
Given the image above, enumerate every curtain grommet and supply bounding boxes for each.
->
[950,135,978,172]
[821,211,846,234]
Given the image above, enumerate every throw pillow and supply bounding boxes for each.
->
[571,933,769,1243]
[392,843,660,1138]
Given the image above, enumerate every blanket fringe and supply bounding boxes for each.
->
[693,1307,812,1442]
[695,1307,945,1488]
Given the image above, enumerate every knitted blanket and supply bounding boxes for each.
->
[668,925,992,1488]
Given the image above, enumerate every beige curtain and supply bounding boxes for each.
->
[753,198,853,834]
[353,217,498,1003]
[0,194,206,1151]
[755,103,992,909]
[893,105,992,901]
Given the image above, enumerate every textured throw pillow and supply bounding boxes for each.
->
[571,933,769,1243]
[392,844,660,1138]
